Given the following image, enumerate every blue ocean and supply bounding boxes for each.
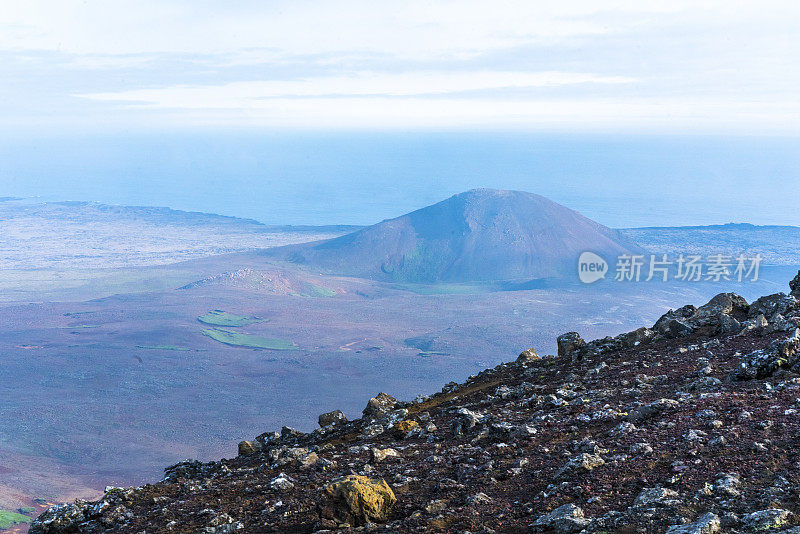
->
[1,131,798,228]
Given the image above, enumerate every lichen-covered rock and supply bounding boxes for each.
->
[269,473,295,492]
[321,475,396,526]
[742,508,792,531]
[237,440,262,456]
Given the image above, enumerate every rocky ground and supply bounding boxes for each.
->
[30,272,800,533]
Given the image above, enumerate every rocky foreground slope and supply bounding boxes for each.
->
[32,273,800,533]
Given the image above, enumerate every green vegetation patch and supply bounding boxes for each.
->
[202,328,297,350]
[136,345,193,351]
[197,310,262,327]
[0,510,31,529]
[391,282,487,295]
[300,284,337,298]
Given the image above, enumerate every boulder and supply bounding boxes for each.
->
[749,293,798,319]
[321,475,396,526]
[237,440,262,456]
[362,393,397,418]
[660,318,695,338]
[731,329,800,380]
[517,347,540,363]
[557,332,586,359]
[790,270,800,298]
[654,305,697,337]
[718,313,741,334]
[616,327,655,348]
[318,409,347,428]
[696,292,748,319]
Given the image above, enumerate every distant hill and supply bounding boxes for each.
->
[0,200,357,274]
[264,189,643,283]
[621,223,800,265]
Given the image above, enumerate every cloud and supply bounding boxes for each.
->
[0,1,799,131]
[78,71,636,105]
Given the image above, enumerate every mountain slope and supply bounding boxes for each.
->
[30,274,800,533]
[266,189,642,283]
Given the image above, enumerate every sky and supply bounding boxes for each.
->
[2,0,800,132]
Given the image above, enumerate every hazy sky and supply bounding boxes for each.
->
[2,1,799,132]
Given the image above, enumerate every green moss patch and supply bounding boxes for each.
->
[136,345,193,351]
[202,328,297,350]
[197,310,262,327]
[0,510,31,529]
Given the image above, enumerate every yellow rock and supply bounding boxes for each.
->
[517,347,540,362]
[237,440,261,456]
[391,420,420,439]
[322,475,396,525]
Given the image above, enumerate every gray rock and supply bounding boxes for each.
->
[269,473,295,492]
[451,407,486,436]
[627,399,680,423]
[318,409,347,428]
[632,487,680,508]
[665,512,720,534]
[790,270,800,298]
[713,473,741,496]
[696,293,748,320]
[370,447,400,462]
[555,453,605,480]
[718,313,741,334]
[731,329,800,379]
[630,442,653,455]
[531,503,591,533]
[749,293,798,319]
[362,392,398,418]
[557,332,586,360]
[29,502,90,534]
